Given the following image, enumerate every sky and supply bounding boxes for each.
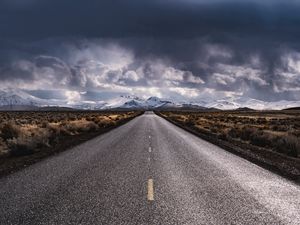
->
[0,0,300,103]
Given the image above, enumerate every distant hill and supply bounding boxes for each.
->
[38,106,77,111]
[0,105,39,111]
[234,107,256,112]
[282,107,300,111]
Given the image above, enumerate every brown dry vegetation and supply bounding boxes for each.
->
[0,111,141,159]
[159,111,300,158]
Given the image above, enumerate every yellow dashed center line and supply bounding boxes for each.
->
[147,179,154,201]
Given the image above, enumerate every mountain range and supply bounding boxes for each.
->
[0,90,300,111]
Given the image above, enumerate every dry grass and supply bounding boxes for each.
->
[160,111,300,158]
[0,111,141,158]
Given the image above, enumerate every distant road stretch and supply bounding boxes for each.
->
[1,112,299,224]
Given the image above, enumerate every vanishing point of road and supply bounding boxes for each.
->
[0,112,300,224]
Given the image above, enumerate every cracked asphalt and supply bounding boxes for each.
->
[0,112,299,225]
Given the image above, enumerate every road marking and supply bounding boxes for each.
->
[149,147,152,152]
[149,135,151,139]
[148,157,151,162]
[147,179,154,201]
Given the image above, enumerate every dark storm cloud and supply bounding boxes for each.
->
[0,0,300,39]
[0,0,300,102]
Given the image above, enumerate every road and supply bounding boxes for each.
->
[0,112,300,225]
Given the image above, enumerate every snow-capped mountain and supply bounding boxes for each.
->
[205,100,240,110]
[101,96,179,109]
[0,89,299,110]
[0,90,41,107]
[145,97,180,109]
[70,101,107,110]
[202,96,300,110]
[145,97,166,108]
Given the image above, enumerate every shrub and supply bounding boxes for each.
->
[7,129,51,157]
[86,122,98,132]
[0,137,9,157]
[218,131,228,141]
[227,127,240,139]
[239,127,258,141]
[186,120,195,127]
[249,132,273,148]
[0,122,21,140]
[40,121,49,128]
[7,137,35,156]
[275,135,300,157]
[210,127,218,134]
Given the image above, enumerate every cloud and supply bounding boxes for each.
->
[169,87,200,98]
[274,51,300,92]
[65,90,81,104]
[0,60,35,81]
[1,0,300,102]
[0,40,209,100]
[212,64,268,86]
[123,71,140,82]
[1,0,300,40]
[1,38,300,102]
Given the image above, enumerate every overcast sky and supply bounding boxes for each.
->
[1,0,300,102]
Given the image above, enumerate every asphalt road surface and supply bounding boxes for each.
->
[1,112,300,225]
